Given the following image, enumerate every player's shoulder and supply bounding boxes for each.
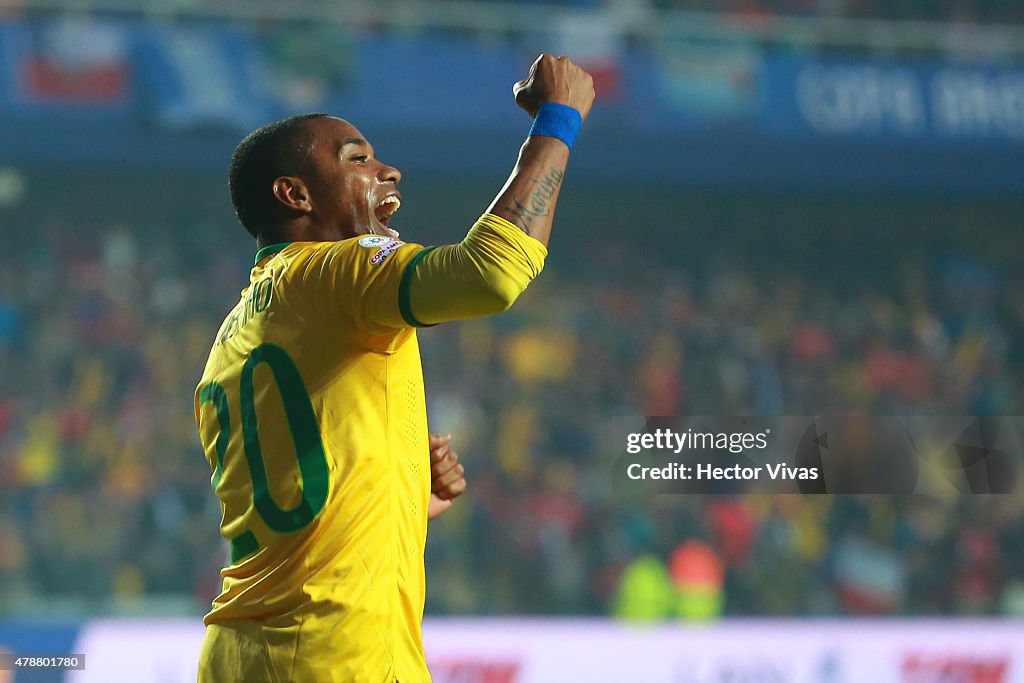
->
[270,239,355,275]
[302,235,420,271]
[285,235,403,258]
[275,236,421,296]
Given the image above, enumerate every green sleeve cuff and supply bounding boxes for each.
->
[398,246,438,327]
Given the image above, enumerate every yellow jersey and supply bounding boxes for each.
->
[195,214,546,682]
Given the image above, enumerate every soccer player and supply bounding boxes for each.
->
[194,54,594,682]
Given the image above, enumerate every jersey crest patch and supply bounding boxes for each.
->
[358,235,394,248]
[369,240,405,266]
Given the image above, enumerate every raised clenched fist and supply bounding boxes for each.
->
[513,54,596,122]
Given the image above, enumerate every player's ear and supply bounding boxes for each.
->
[272,176,313,214]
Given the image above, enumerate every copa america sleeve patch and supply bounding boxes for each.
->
[358,235,394,248]
[369,239,405,266]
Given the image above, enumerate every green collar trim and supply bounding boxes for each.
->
[254,242,292,265]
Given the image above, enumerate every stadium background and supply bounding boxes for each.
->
[1,0,1023,680]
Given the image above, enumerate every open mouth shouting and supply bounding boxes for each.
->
[372,193,401,236]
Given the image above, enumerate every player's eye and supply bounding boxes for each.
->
[349,154,369,163]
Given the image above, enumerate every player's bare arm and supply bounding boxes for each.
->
[487,54,595,246]
[427,433,467,521]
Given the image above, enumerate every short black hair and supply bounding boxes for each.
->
[228,112,329,238]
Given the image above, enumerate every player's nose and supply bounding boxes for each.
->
[378,162,401,185]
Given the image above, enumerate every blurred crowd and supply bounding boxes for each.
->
[1,193,1023,619]
[418,209,1024,617]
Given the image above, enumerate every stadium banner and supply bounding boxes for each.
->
[17,18,131,105]
[131,23,277,133]
[2,14,1023,145]
[0,16,1023,189]
[0,18,133,115]
[762,55,1024,144]
[52,618,1023,683]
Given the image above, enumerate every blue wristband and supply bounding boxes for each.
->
[529,102,582,149]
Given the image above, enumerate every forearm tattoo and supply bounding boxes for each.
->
[505,168,564,235]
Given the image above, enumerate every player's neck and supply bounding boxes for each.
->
[256,227,292,251]
[259,219,344,248]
